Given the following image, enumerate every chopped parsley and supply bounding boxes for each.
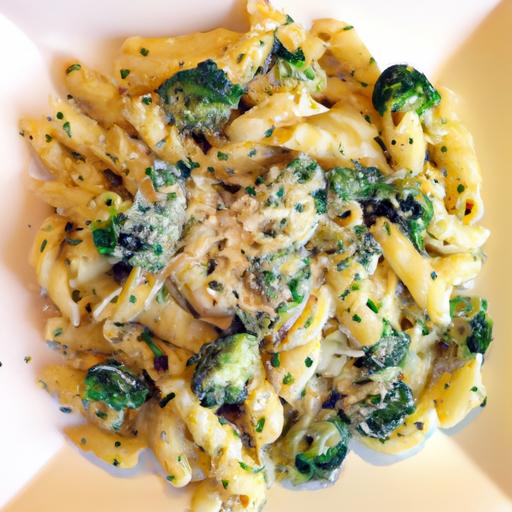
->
[263,126,274,138]
[271,352,280,368]
[282,372,294,385]
[63,121,72,138]
[255,417,266,433]
[366,299,380,313]
[65,63,81,74]
[208,280,224,292]
[159,392,176,408]
[239,461,264,473]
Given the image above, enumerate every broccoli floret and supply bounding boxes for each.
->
[238,251,312,338]
[352,225,382,272]
[327,163,433,251]
[157,59,244,135]
[396,188,433,251]
[328,164,393,203]
[352,380,415,440]
[331,225,381,275]
[260,36,326,93]
[84,360,149,411]
[312,189,327,214]
[447,296,493,355]
[362,188,433,252]
[188,333,260,407]
[92,189,186,273]
[144,160,177,190]
[357,320,410,372]
[273,38,306,67]
[372,64,441,116]
[280,413,351,484]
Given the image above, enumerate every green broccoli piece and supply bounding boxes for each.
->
[447,296,493,355]
[265,36,326,93]
[157,59,244,135]
[353,380,416,440]
[362,187,433,252]
[328,163,433,251]
[372,64,441,116]
[273,38,306,67]
[92,189,186,273]
[237,251,312,338]
[328,164,393,203]
[358,320,410,372]
[84,360,149,412]
[288,154,322,183]
[188,333,260,407]
[280,413,351,484]
[312,189,327,214]
[352,225,382,272]
[144,160,177,190]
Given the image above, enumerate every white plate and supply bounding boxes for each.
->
[0,0,511,510]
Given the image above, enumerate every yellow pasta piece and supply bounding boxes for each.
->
[66,423,146,469]
[276,286,332,351]
[244,379,284,454]
[247,0,287,31]
[227,90,327,143]
[311,19,380,92]
[64,62,128,129]
[39,364,86,411]
[191,479,223,512]
[268,100,390,171]
[267,336,321,405]
[138,296,217,353]
[358,395,438,455]
[428,87,484,224]
[45,317,111,353]
[114,29,242,95]
[382,110,427,173]
[145,401,210,487]
[159,378,267,511]
[102,320,191,380]
[371,218,452,326]
[427,355,486,428]
[122,95,189,163]
[30,178,96,212]
[217,32,274,85]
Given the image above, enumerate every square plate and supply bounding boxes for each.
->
[0,1,511,510]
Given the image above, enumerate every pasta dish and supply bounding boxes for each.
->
[22,0,493,510]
